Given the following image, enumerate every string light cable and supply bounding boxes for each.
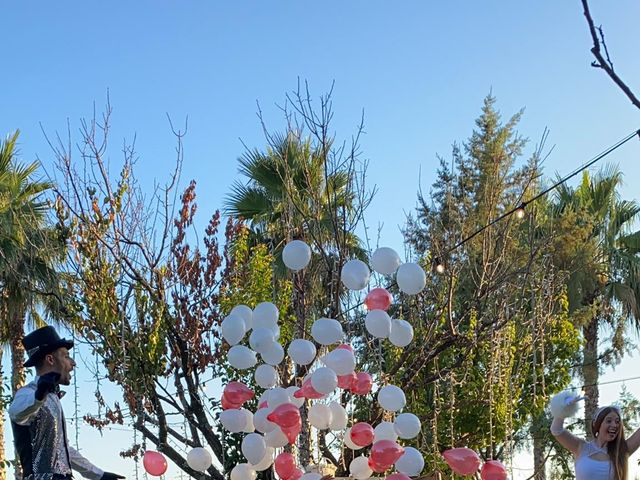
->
[433,128,640,271]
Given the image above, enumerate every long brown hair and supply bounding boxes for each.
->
[592,406,628,480]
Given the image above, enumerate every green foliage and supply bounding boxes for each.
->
[551,166,640,432]
[399,96,582,475]
[218,223,294,473]
[0,130,68,399]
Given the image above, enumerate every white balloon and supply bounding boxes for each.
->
[255,364,279,389]
[344,427,364,450]
[309,403,333,430]
[271,323,281,340]
[267,387,290,408]
[231,463,257,480]
[321,348,356,375]
[395,447,425,476]
[389,319,414,347]
[311,318,344,345]
[365,310,392,338]
[341,259,370,291]
[264,427,288,448]
[231,304,253,330]
[228,345,257,370]
[300,474,322,480]
[328,401,348,431]
[283,240,312,271]
[261,341,285,366]
[222,314,246,345]
[394,413,421,439]
[288,338,317,365]
[371,247,401,275]
[253,302,279,328]
[311,367,338,394]
[253,408,276,433]
[187,447,212,472]
[242,433,267,466]
[258,390,271,407]
[249,446,274,471]
[240,408,255,433]
[349,455,373,480]
[373,421,398,442]
[378,385,406,412]
[249,327,276,354]
[220,409,248,433]
[287,386,305,408]
[396,262,426,295]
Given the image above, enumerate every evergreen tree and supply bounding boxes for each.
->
[402,96,581,476]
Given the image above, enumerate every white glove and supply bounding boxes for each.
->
[550,390,584,419]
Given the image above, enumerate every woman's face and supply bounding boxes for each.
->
[597,411,621,443]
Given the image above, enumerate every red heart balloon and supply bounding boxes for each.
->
[442,448,481,476]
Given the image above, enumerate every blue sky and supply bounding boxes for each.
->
[2,1,640,478]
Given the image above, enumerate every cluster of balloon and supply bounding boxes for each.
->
[442,448,507,480]
[203,241,430,480]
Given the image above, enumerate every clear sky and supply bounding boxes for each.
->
[2,2,640,479]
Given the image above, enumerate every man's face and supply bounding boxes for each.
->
[50,348,76,385]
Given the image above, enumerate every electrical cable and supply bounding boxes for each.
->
[438,128,640,262]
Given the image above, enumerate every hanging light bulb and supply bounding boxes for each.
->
[433,258,445,274]
[514,203,526,219]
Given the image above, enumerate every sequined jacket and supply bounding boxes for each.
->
[9,378,104,480]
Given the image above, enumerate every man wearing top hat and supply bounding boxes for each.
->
[9,326,125,480]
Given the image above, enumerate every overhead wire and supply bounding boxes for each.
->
[436,128,640,264]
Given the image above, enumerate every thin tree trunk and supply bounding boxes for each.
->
[10,308,26,396]
[0,349,6,480]
[9,307,26,480]
[292,270,311,467]
[582,316,599,439]
[530,414,547,480]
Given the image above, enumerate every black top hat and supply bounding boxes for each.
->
[22,326,74,368]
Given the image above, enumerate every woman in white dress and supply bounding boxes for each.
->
[550,392,640,480]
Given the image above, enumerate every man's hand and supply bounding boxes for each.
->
[101,473,125,480]
[35,372,61,401]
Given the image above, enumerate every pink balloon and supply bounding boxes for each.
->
[367,457,388,474]
[370,440,404,467]
[442,448,481,476]
[336,343,354,352]
[221,393,242,410]
[481,460,508,480]
[350,422,375,447]
[223,381,254,404]
[143,450,168,476]
[337,372,357,389]
[286,467,304,480]
[293,378,325,399]
[282,423,301,444]
[351,372,373,395]
[275,452,297,479]
[386,474,411,480]
[364,288,393,311]
[267,403,301,429]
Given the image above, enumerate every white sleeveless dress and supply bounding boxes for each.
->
[575,441,613,480]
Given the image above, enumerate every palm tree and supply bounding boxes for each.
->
[0,131,68,478]
[553,166,640,433]
[224,131,367,467]
[225,131,365,265]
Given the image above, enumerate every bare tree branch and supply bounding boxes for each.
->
[581,0,640,109]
